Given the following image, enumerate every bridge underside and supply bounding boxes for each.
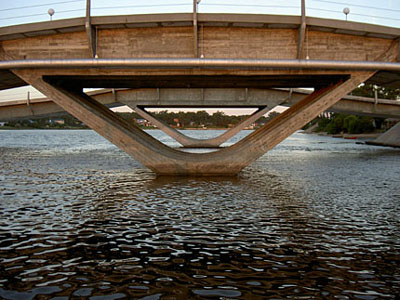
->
[11,68,376,176]
[44,74,349,90]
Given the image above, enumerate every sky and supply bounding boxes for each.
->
[0,0,399,114]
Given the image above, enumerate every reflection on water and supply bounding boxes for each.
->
[0,130,399,299]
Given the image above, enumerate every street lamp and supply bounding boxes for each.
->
[48,8,55,21]
[343,7,350,21]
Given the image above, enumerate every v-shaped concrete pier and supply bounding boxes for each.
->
[11,69,377,175]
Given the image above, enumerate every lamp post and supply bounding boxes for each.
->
[48,8,55,21]
[343,7,350,21]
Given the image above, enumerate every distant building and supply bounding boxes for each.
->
[0,122,5,127]
[244,123,257,130]
[135,118,153,127]
[173,118,181,127]
[48,119,65,125]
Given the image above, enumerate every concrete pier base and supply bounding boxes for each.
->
[132,105,271,148]
[367,122,400,148]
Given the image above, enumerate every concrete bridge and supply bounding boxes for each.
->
[2,86,399,149]
[1,4,400,175]
[2,88,400,121]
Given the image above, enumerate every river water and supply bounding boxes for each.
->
[0,129,399,299]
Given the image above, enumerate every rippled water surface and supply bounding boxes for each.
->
[0,129,399,299]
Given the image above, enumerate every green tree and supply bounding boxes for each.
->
[343,115,358,133]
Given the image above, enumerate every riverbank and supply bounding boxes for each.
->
[300,129,382,143]
[328,132,379,140]
[302,122,382,140]
[0,126,89,130]
[0,126,233,130]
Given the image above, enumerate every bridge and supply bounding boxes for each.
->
[1,87,400,148]
[1,1,400,175]
[2,88,400,120]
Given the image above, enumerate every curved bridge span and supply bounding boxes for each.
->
[0,12,399,175]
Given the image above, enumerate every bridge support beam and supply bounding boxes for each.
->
[13,69,375,176]
[132,105,270,148]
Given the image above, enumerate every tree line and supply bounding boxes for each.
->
[3,110,271,129]
[120,110,273,128]
[306,84,399,134]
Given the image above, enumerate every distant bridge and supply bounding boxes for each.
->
[0,6,399,174]
[1,88,400,121]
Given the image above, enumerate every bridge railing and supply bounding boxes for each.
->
[0,0,399,28]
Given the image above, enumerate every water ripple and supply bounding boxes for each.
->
[0,130,399,298]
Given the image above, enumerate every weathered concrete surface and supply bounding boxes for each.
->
[118,88,290,108]
[1,15,395,61]
[2,87,400,122]
[12,69,374,175]
[0,97,63,121]
[367,122,400,148]
[283,90,400,119]
[132,106,270,148]
[325,96,400,118]
[1,13,399,91]
[0,89,121,121]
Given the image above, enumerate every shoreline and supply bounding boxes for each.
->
[301,130,381,140]
[331,133,380,140]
